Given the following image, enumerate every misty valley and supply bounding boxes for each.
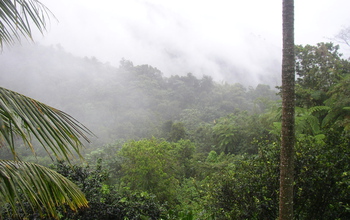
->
[1,41,350,219]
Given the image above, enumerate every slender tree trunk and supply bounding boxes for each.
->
[279,0,295,219]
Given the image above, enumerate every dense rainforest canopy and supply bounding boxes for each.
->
[1,41,350,219]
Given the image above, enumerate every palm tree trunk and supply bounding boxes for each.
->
[279,0,295,219]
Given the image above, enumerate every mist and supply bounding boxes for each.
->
[2,1,350,218]
[0,42,280,147]
[27,0,350,85]
[1,0,350,146]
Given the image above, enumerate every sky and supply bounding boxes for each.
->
[30,0,350,85]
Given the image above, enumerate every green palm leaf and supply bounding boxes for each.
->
[0,0,53,48]
[0,87,92,218]
[0,87,93,160]
[0,0,92,218]
[0,160,88,218]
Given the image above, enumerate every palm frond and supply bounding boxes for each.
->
[0,87,94,160]
[322,106,350,129]
[0,0,54,48]
[0,160,88,218]
[308,106,331,114]
[295,107,322,135]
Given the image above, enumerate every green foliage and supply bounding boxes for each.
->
[51,161,167,220]
[54,160,108,202]
[206,150,219,163]
[0,2,94,217]
[249,84,280,113]
[84,141,124,184]
[295,42,349,108]
[117,138,198,211]
[0,160,88,219]
[3,40,350,219]
[294,106,330,136]
[212,111,269,154]
[172,139,196,179]
[191,123,215,153]
[0,0,52,48]
[0,87,92,219]
[204,144,280,219]
[161,121,187,142]
[198,132,350,219]
[293,133,350,219]
[323,74,350,130]
[118,138,180,205]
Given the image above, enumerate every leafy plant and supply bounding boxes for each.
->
[0,1,92,217]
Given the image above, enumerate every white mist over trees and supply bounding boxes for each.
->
[2,0,350,219]
[31,0,350,87]
[0,43,280,147]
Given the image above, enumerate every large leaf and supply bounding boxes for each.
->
[0,0,53,48]
[0,87,93,160]
[0,1,91,218]
[0,160,88,218]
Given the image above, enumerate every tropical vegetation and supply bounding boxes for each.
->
[1,40,349,219]
[1,0,92,219]
[1,0,350,219]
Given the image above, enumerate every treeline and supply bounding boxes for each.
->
[1,42,350,219]
[0,43,278,149]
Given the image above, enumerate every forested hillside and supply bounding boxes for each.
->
[1,42,350,219]
[0,43,278,148]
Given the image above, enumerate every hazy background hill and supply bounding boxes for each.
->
[0,43,279,147]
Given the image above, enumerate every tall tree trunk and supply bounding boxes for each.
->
[279,0,295,219]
